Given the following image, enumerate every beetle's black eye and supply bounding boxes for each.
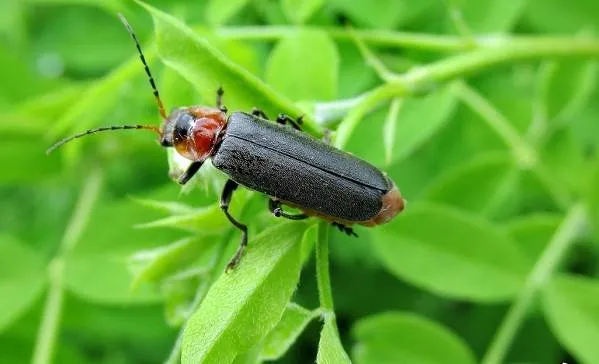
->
[174,113,193,142]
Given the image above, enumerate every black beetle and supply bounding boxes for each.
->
[48,14,406,270]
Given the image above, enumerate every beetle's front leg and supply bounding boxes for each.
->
[268,199,308,220]
[177,160,203,185]
[221,179,248,271]
[216,87,227,113]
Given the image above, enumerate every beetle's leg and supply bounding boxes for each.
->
[221,179,248,271]
[332,222,358,237]
[276,113,303,131]
[177,161,204,185]
[268,199,308,220]
[251,107,269,119]
[216,87,227,113]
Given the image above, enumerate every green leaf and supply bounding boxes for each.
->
[352,312,476,364]
[525,0,599,32]
[140,2,321,136]
[47,54,147,139]
[449,0,526,33]
[0,235,47,332]
[316,314,351,364]
[542,274,599,364]
[266,29,339,101]
[543,60,598,123]
[0,137,62,184]
[329,0,434,29]
[589,159,599,240]
[135,203,230,233]
[181,222,307,364]
[282,0,324,24]
[260,303,319,360]
[505,214,562,265]
[206,0,250,25]
[388,84,458,164]
[373,203,528,302]
[422,152,519,216]
[540,127,588,195]
[129,236,217,289]
[64,188,184,305]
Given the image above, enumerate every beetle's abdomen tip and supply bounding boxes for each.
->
[370,183,405,226]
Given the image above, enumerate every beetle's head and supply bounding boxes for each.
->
[160,107,227,161]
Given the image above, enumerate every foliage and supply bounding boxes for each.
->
[1,0,599,363]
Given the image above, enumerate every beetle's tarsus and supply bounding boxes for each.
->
[332,222,358,237]
[221,179,248,272]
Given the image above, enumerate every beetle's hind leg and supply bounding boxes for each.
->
[221,179,248,272]
[216,87,227,113]
[332,222,358,237]
[269,199,308,220]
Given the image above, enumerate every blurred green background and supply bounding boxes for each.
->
[1,0,599,363]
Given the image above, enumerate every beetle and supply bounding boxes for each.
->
[48,14,406,270]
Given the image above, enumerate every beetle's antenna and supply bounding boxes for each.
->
[46,124,161,154]
[118,13,167,120]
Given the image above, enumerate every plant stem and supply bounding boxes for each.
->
[316,221,334,311]
[218,26,599,54]
[335,35,599,148]
[32,170,103,364]
[217,26,471,52]
[481,204,586,364]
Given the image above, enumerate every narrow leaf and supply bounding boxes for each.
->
[542,274,599,364]
[181,222,308,364]
[317,314,351,364]
[260,303,319,360]
[383,98,402,166]
[373,203,528,302]
[352,312,476,364]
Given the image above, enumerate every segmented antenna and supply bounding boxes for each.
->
[46,125,160,154]
[118,13,167,120]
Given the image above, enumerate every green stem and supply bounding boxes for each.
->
[316,221,334,311]
[335,35,599,148]
[217,26,472,52]
[481,204,586,364]
[32,170,103,364]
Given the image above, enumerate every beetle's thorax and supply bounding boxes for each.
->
[161,106,227,161]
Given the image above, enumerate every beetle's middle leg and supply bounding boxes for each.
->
[269,199,308,220]
[251,107,269,119]
[332,222,358,237]
[221,179,248,271]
